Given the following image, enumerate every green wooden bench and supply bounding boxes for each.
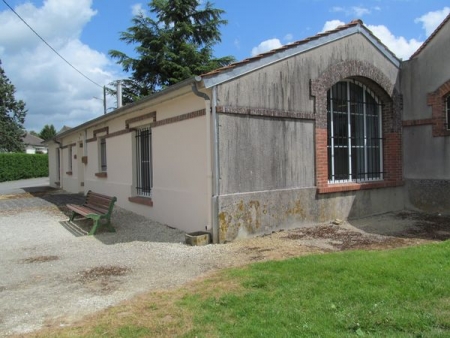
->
[67,190,117,235]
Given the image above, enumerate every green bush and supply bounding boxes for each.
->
[0,153,48,182]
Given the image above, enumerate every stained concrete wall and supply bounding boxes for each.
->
[218,114,315,194]
[215,32,404,242]
[217,33,400,112]
[218,186,405,242]
[401,19,450,212]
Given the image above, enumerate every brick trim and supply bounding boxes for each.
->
[95,172,107,178]
[93,126,109,137]
[402,118,434,127]
[317,180,404,194]
[427,80,450,137]
[152,109,205,128]
[125,111,156,128]
[60,143,76,149]
[105,129,134,139]
[216,106,315,120]
[311,60,403,193]
[128,196,153,207]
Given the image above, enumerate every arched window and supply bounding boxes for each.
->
[327,80,383,183]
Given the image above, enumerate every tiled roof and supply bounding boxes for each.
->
[410,13,450,59]
[22,133,44,146]
[201,19,397,79]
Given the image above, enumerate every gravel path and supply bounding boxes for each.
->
[0,190,443,336]
[0,192,234,336]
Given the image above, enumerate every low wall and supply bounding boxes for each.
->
[218,186,405,242]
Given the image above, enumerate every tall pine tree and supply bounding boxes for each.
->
[0,60,27,152]
[109,0,235,104]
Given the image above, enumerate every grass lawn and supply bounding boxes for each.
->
[33,241,450,337]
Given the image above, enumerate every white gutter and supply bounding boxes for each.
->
[211,86,220,244]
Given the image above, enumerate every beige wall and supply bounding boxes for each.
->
[54,90,210,233]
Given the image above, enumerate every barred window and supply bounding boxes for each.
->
[100,138,107,171]
[135,127,152,196]
[68,146,72,172]
[327,80,383,183]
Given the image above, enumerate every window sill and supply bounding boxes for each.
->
[95,172,107,178]
[66,171,72,176]
[128,196,153,207]
[317,181,404,194]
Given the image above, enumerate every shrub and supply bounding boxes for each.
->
[0,153,48,182]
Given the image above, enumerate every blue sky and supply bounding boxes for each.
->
[0,0,449,132]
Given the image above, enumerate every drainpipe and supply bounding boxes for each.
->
[211,86,220,244]
[192,79,220,244]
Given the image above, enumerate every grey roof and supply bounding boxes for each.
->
[22,133,44,146]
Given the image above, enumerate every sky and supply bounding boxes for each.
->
[0,0,449,133]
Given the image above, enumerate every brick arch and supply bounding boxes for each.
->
[311,60,403,192]
[427,79,450,137]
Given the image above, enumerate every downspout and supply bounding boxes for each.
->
[192,77,217,243]
[211,86,220,244]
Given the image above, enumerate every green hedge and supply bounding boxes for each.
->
[0,153,49,182]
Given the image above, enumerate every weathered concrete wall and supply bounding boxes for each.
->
[218,186,405,242]
[405,179,450,213]
[402,21,450,121]
[218,114,315,194]
[403,126,450,179]
[401,19,450,213]
[217,33,399,112]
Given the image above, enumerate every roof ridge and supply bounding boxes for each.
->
[201,19,398,78]
[410,12,450,59]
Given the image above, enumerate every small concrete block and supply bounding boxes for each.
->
[185,231,211,246]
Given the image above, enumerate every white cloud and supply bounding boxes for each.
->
[331,6,370,17]
[0,0,119,132]
[251,38,282,56]
[234,38,240,49]
[415,7,450,37]
[284,33,294,42]
[367,24,422,60]
[320,20,345,33]
[131,3,146,17]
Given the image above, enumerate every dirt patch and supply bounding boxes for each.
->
[20,255,59,264]
[76,266,130,293]
[394,211,450,240]
[79,266,129,281]
[284,224,411,251]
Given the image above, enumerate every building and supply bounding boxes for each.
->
[47,17,450,243]
[22,133,47,154]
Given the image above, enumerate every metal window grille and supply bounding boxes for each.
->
[327,80,384,183]
[68,146,72,171]
[100,138,107,171]
[135,127,152,196]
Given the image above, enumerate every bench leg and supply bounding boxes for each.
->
[88,218,101,235]
[69,211,77,222]
[104,218,116,233]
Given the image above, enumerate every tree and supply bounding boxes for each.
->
[109,0,235,104]
[0,60,27,152]
[39,124,56,141]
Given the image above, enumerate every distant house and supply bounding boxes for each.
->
[22,133,47,154]
[46,16,450,243]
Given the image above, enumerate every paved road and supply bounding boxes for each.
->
[0,177,50,195]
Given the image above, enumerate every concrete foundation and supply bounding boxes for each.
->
[218,186,405,243]
[405,179,450,214]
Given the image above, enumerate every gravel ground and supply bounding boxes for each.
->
[0,190,447,336]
